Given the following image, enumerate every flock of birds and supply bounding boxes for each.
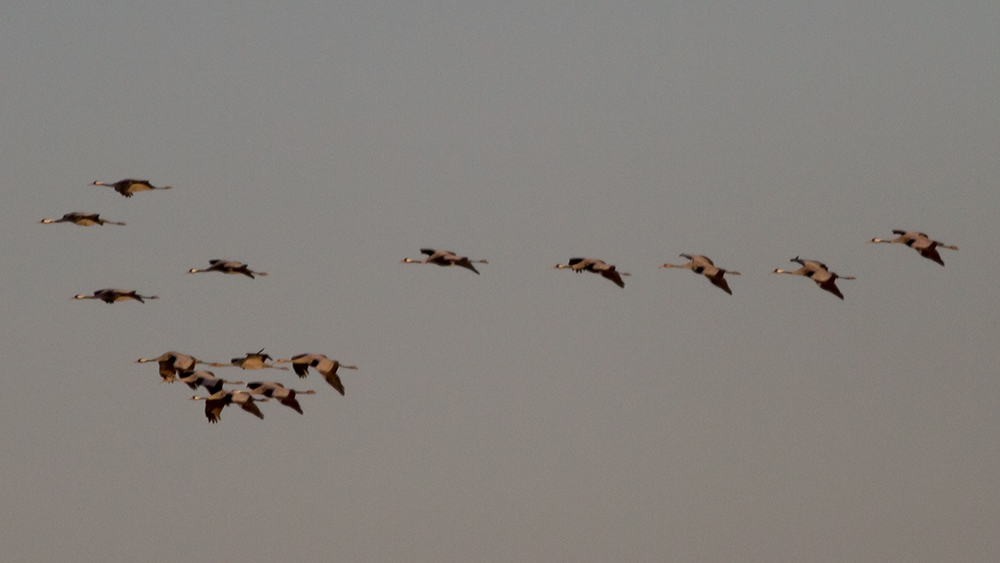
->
[42,178,960,418]
[42,179,357,423]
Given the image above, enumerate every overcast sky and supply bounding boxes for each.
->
[2,1,999,561]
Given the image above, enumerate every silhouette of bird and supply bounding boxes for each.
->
[660,254,741,295]
[772,257,856,300]
[39,212,125,226]
[136,352,211,382]
[187,259,267,279]
[554,258,630,288]
[92,179,172,198]
[400,248,488,274]
[74,289,158,304]
[869,230,958,266]
[246,382,315,414]
[212,349,288,370]
[190,390,267,423]
[274,354,358,396]
[176,371,243,394]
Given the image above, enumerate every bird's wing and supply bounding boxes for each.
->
[709,275,733,295]
[240,402,265,420]
[324,372,346,396]
[204,399,226,423]
[600,268,626,288]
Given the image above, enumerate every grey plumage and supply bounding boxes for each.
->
[400,248,488,274]
[39,212,125,226]
[246,381,315,414]
[92,179,172,198]
[554,258,631,288]
[137,351,210,382]
[772,257,856,300]
[74,289,159,304]
[869,230,958,266]
[187,259,268,279]
[190,390,267,423]
[274,354,358,396]
[660,254,741,295]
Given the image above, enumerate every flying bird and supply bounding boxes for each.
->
[660,254,741,295]
[176,370,243,394]
[187,259,268,279]
[400,248,488,274]
[74,289,158,304]
[554,258,631,288]
[246,382,315,415]
[869,230,958,266]
[92,179,172,198]
[772,257,856,300]
[137,351,212,383]
[190,390,267,423]
[274,354,358,396]
[39,212,125,226]
[213,349,288,371]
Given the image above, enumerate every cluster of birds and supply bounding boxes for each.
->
[43,179,959,416]
[405,233,956,299]
[42,179,357,423]
[135,350,357,422]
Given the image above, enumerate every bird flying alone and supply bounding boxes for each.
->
[187,259,267,279]
[869,230,958,266]
[554,258,631,288]
[92,179,172,198]
[772,257,856,300]
[400,248,488,274]
[40,212,125,226]
[274,354,358,396]
[660,254,741,295]
[74,289,158,304]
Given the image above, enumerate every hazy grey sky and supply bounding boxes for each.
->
[2,1,998,561]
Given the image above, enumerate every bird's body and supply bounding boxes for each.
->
[93,179,172,198]
[190,390,266,423]
[660,254,741,295]
[40,212,125,226]
[773,257,856,300]
[187,259,267,279]
[74,289,158,304]
[870,230,958,266]
[401,248,488,274]
[554,258,630,288]
[176,370,243,394]
[137,352,210,382]
[246,382,315,414]
[275,353,358,396]
[214,349,288,371]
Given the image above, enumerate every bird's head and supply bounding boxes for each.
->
[187,268,199,274]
